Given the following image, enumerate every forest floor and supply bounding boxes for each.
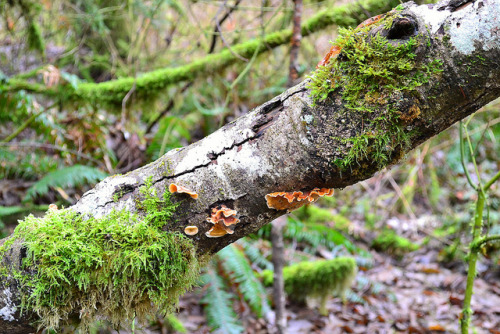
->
[167,215,500,334]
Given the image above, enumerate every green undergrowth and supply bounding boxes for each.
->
[261,257,357,315]
[371,229,419,257]
[307,10,443,169]
[1,0,401,107]
[164,314,187,333]
[0,178,202,331]
[294,204,351,232]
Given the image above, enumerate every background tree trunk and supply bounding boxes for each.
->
[271,216,288,334]
[1,0,500,331]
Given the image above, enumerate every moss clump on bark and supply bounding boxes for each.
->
[261,257,357,315]
[308,10,442,170]
[0,178,202,331]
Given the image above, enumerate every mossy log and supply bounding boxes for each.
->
[2,0,500,332]
[2,0,402,106]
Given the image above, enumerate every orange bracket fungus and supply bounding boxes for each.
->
[265,188,334,211]
[205,205,240,238]
[168,183,198,199]
[184,226,199,236]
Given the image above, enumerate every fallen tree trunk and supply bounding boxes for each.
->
[1,0,500,332]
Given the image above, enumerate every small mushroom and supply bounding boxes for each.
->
[184,226,199,236]
[48,204,58,211]
[265,188,334,211]
[169,183,198,199]
[205,205,239,238]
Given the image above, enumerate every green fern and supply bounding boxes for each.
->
[201,264,244,334]
[237,238,273,271]
[24,165,108,201]
[258,216,357,254]
[217,245,271,317]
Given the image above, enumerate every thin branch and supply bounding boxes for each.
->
[287,0,303,88]
[208,0,243,54]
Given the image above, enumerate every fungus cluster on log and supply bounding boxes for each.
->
[265,188,334,211]
[205,205,240,238]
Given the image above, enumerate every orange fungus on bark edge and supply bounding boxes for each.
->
[205,205,240,238]
[265,188,334,211]
[169,183,198,199]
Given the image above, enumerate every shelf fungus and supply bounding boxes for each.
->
[205,205,240,238]
[184,226,199,236]
[169,183,198,199]
[265,188,334,211]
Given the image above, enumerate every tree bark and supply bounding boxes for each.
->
[271,216,288,334]
[2,0,500,332]
[287,0,303,87]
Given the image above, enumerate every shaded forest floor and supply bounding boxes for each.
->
[169,216,500,334]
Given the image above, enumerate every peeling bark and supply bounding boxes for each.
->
[2,0,500,331]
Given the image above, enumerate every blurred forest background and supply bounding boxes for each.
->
[0,0,499,333]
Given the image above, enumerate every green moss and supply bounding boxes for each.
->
[2,0,401,106]
[261,257,357,314]
[371,229,419,256]
[27,22,45,56]
[295,205,351,231]
[164,314,187,333]
[307,12,443,169]
[0,178,202,331]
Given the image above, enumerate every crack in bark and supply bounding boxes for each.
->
[93,131,267,211]
[85,87,308,212]
[153,134,261,184]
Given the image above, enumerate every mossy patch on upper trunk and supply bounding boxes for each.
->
[307,9,443,170]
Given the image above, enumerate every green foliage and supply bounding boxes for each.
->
[237,238,273,271]
[164,314,187,333]
[307,13,443,169]
[258,215,357,254]
[201,265,244,334]
[24,165,108,201]
[147,115,195,160]
[0,179,201,331]
[261,257,357,305]
[295,204,351,230]
[217,245,270,317]
[0,148,60,180]
[371,229,419,256]
[27,22,45,55]
[0,205,49,237]
[1,0,402,106]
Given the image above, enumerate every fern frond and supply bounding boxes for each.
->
[217,245,270,317]
[25,165,107,201]
[254,216,357,254]
[201,265,244,334]
[285,217,357,253]
[237,238,273,271]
